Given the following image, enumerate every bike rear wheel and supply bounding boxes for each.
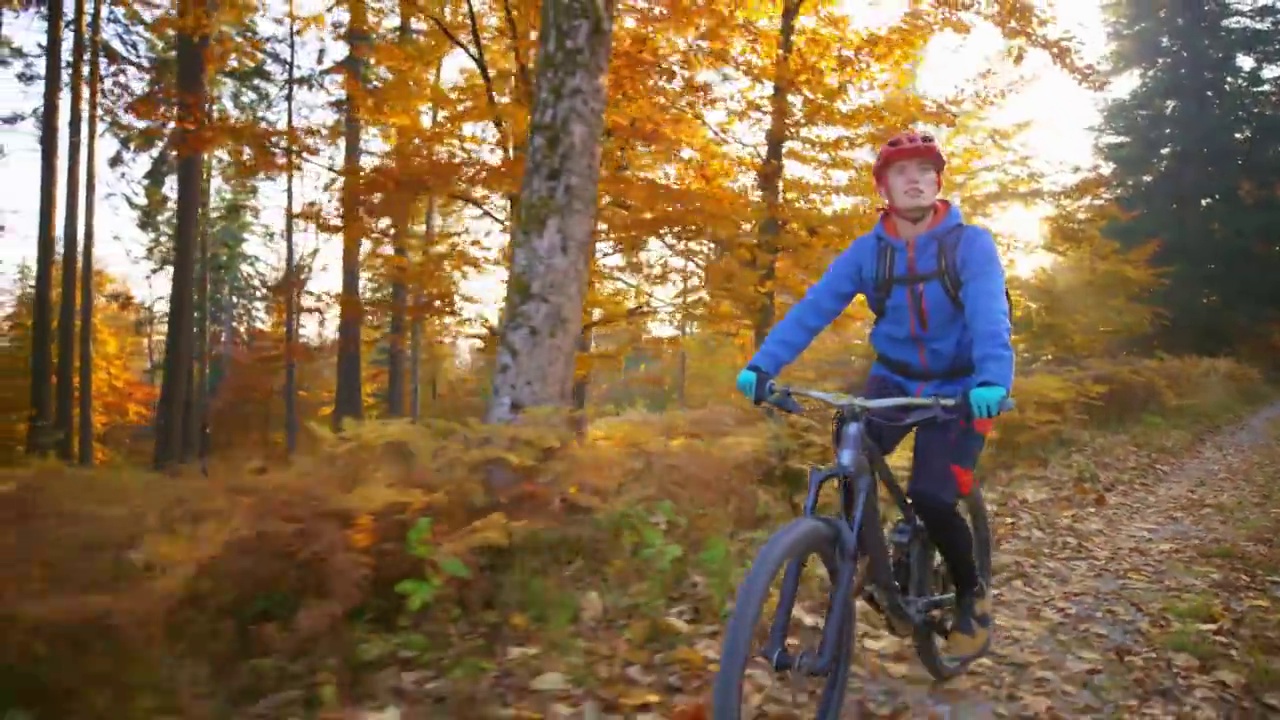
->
[712,518,855,720]
[912,488,994,681]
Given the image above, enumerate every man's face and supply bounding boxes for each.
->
[878,158,940,216]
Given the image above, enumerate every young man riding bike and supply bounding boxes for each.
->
[735,131,1014,658]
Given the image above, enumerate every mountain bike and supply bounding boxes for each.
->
[711,382,1013,719]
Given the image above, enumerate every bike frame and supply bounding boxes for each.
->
[758,388,967,677]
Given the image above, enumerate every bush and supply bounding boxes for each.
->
[986,356,1265,465]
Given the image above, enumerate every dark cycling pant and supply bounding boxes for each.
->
[860,372,990,595]
[860,372,991,506]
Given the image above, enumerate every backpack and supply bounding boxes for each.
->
[867,223,1014,325]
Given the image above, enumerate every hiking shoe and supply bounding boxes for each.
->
[945,583,991,658]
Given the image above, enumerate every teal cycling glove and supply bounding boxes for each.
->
[968,385,1008,420]
[736,366,771,405]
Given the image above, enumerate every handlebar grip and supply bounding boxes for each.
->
[773,394,804,414]
[999,398,1016,412]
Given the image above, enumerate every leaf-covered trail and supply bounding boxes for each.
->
[358,405,1280,720]
[843,403,1280,718]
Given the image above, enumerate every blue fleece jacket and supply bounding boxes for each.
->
[748,202,1014,396]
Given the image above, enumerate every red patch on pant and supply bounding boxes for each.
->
[973,418,994,435]
[950,464,975,496]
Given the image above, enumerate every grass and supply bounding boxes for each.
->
[1154,418,1280,697]
[1164,596,1220,624]
[1161,626,1218,661]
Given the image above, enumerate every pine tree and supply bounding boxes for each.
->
[1099,1,1280,353]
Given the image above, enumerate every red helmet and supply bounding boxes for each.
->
[872,131,946,183]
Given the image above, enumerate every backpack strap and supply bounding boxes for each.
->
[936,223,967,310]
[868,238,896,322]
[935,223,1015,319]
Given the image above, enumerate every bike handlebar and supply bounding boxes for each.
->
[761,381,1016,416]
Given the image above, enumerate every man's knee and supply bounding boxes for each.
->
[909,459,979,503]
[907,469,961,508]
[912,424,985,504]
[949,418,991,490]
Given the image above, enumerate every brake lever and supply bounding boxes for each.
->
[762,381,804,414]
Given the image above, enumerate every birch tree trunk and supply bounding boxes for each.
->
[484,0,618,446]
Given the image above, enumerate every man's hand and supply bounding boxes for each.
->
[968,385,1008,419]
[735,366,772,405]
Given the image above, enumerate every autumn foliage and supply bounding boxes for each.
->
[0,265,157,465]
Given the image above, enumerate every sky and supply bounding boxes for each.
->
[0,0,1112,321]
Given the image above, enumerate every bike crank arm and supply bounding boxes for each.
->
[899,592,959,637]
[909,592,956,614]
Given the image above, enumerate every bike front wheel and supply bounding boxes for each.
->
[711,517,855,720]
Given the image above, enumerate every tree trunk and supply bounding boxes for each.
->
[26,0,64,456]
[386,0,416,418]
[569,247,599,436]
[145,301,158,385]
[188,150,212,459]
[387,270,407,417]
[407,308,420,420]
[77,0,102,466]
[283,0,299,453]
[675,268,690,407]
[410,194,437,423]
[55,0,88,461]
[569,322,591,438]
[154,0,209,470]
[483,0,618,471]
[333,0,368,430]
[410,58,445,424]
[752,0,803,348]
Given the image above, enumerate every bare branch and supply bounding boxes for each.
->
[464,0,508,156]
[448,191,507,226]
[583,304,655,332]
[501,0,532,104]
[672,101,765,163]
[427,14,481,69]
